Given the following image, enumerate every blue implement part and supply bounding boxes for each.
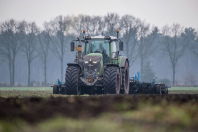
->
[58,79,65,85]
[137,72,140,81]
[131,72,141,81]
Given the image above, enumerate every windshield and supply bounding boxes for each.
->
[85,40,110,56]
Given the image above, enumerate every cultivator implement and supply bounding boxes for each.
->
[129,72,169,94]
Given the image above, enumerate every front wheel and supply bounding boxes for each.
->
[65,66,81,95]
[103,67,120,94]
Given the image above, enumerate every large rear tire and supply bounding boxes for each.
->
[103,67,120,94]
[155,85,161,94]
[120,61,129,94]
[65,66,81,95]
[53,85,59,94]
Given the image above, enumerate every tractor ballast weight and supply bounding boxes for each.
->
[59,30,130,95]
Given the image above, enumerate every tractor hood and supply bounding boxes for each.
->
[83,53,102,61]
[83,53,103,84]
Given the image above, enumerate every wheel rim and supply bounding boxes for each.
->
[125,70,128,90]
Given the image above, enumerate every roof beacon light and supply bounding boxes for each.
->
[83,30,85,39]
[117,30,119,38]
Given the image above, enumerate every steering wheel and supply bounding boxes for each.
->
[94,49,103,53]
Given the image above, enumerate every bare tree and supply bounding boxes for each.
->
[137,21,159,77]
[120,15,140,67]
[0,19,21,86]
[88,16,103,35]
[185,71,196,85]
[47,15,71,81]
[72,15,85,38]
[104,13,120,36]
[161,24,187,85]
[72,15,90,37]
[37,27,51,85]
[189,28,198,57]
[72,15,102,37]
[19,21,39,86]
[191,39,198,57]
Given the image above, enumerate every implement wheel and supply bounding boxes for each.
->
[65,66,81,95]
[120,61,129,94]
[104,67,120,94]
[53,85,59,94]
[60,87,66,94]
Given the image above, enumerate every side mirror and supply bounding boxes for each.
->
[119,42,123,51]
[71,42,75,51]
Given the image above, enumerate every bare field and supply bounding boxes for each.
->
[0,89,198,132]
[0,89,198,98]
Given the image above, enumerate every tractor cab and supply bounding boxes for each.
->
[84,36,117,65]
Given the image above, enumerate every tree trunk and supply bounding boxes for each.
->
[12,64,15,86]
[9,63,12,86]
[140,58,143,78]
[12,56,15,86]
[173,65,175,85]
[61,38,64,81]
[44,59,47,85]
[61,57,63,81]
[28,61,31,86]
[12,54,16,86]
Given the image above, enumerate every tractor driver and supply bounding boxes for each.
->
[99,43,109,64]
[99,43,105,51]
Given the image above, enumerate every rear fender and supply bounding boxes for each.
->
[120,56,129,68]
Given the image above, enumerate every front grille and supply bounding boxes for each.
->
[84,62,99,79]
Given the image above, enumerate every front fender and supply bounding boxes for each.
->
[105,64,120,73]
[67,63,82,74]
[106,63,120,69]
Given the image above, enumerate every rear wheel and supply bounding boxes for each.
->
[53,85,59,94]
[120,61,129,94]
[155,85,161,94]
[65,66,81,95]
[104,67,120,94]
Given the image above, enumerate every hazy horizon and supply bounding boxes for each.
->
[0,0,198,29]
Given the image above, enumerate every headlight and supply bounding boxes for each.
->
[84,61,88,64]
[93,58,101,64]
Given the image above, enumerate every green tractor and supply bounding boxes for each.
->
[65,30,129,95]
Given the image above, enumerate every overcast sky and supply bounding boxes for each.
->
[0,0,198,29]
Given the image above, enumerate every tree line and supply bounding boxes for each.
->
[0,13,197,86]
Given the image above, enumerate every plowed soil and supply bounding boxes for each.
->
[0,94,198,123]
[1,89,198,132]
